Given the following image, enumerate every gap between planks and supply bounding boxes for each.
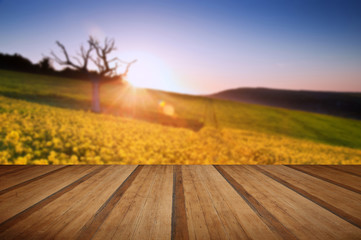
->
[171,166,189,240]
[286,165,361,195]
[0,166,69,196]
[77,165,143,240]
[0,166,106,233]
[1,165,360,240]
[254,166,361,229]
[214,165,297,240]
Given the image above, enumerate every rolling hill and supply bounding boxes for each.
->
[210,87,361,120]
[1,69,361,164]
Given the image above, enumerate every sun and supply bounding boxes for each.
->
[118,51,184,93]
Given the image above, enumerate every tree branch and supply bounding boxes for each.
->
[121,59,137,77]
[51,41,93,72]
[88,36,118,76]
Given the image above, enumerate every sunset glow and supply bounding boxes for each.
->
[1,2,361,236]
[120,51,185,93]
[1,0,361,93]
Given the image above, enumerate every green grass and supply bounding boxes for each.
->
[1,69,361,150]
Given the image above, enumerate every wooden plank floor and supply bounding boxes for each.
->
[0,165,360,239]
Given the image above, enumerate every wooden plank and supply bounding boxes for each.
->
[214,166,294,240]
[0,166,20,175]
[92,166,173,240]
[0,165,67,194]
[288,165,361,194]
[326,165,361,177]
[0,165,360,240]
[171,166,189,240]
[0,165,136,240]
[0,165,35,177]
[0,165,98,223]
[221,166,361,239]
[0,166,104,240]
[193,165,280,240]
[257,165,361,228]
[182,165,226,240]
[77,165,142,240]
[91,165,154,240]
[132,166,173,240]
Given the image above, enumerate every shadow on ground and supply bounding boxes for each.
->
[0,91,204,131]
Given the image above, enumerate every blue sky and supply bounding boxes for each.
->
[1,0,360,93]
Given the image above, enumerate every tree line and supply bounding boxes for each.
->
[0,52,117,82]
[1,36,137,112]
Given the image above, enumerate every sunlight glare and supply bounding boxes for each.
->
[158,100,175,117]
[118,51,184,93]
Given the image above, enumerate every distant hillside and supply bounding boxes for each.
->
[1,70,361,150]
[210,88,361,120]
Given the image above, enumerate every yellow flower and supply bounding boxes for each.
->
[5,131,20,145]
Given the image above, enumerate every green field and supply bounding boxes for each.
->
[1,69,361,164]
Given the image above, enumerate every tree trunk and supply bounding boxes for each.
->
[92,79,101,113]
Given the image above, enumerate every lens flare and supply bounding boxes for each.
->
[163,105,175,116]
[158,100,175,116]
[158,100,166,107]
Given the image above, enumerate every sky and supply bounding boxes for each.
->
[1,0,361,94]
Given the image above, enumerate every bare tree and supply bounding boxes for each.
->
[51,36,136,113]
[51,41,93,72]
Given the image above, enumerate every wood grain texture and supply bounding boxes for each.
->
[132,166,173,240]
[257,165,361,228]
[77,165,142,240]
[171,166,189,240]
[0,165,360,240]
[288,165,361,194]
[0,165,67,195]
[92,166,173,240]
[0,165,136,240]
[326,165,361,177]
[0,166,98,224]
[214,166,294,240]
[189,165,281,240]
[0,165,34,177]
[221,166,361,239]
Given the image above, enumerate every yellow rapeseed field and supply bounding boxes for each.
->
[1,95,360,165]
